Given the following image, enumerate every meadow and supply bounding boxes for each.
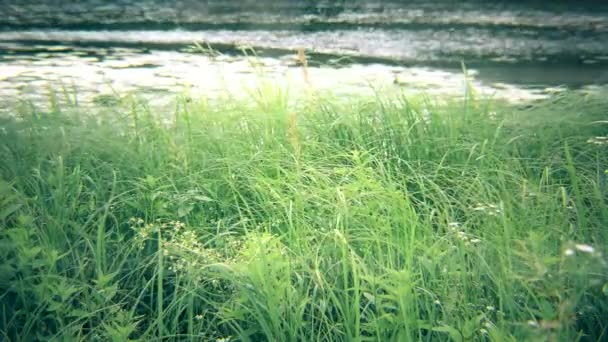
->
[0,82,607,341]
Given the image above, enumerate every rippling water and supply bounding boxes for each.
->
[1,0,607,108]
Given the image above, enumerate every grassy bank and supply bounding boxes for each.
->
[0,86,607,341]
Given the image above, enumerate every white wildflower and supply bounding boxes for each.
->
[470,238,482,244]
[422,108,431,124]
[527,320,539,327]
[575,244,595,254]
[472,203,486,211]
[587,136,608,145]
[448,222,461,229]
[471,203,501,215]
[564,248,575,256]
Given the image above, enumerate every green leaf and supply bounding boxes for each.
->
[96,272,118,288]
[47,299,65,313]
[463,314,484,339]
[0,203,22,221]
[432,325,463,342]
[538,299,557,320]
[193,195,213,202]
[177,204,194,217]
[0,263,16,287]
[68,309,90,318]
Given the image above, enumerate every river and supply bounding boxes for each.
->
[1,0,607,108]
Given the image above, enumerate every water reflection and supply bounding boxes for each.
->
[1,1,607,109]
[0,43,561,111]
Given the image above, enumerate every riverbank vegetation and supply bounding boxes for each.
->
[0,85,607,341]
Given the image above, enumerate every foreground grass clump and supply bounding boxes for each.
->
[0,88,607,341]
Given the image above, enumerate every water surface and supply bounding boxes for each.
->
[1,0,607,108]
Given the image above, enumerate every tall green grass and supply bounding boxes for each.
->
[0,86,607,341]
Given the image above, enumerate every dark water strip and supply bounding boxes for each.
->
[2,20,605,35]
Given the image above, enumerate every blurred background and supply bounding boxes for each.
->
[1,0,607,106]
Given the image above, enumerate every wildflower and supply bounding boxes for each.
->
[486,306,495,311]
[472,203,486,211]
[470,238,482,244]
[575,244,595,254]
[195,314,204,320]
[471,203,502,216]
[448,222,461,230]
[488,111,497,121]
[486,204,502,216]
[587,136,608,145]
[170,220,186,230]
[422,108,431,124]
[334,229,347,244]
[564,248,575,256]
[527,320,539,327]
[363,292,376,304]
[451,228,474,243]
[434,299,441,305]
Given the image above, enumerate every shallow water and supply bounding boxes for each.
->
[1,0,607,109]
